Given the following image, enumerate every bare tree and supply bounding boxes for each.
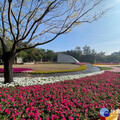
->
[0,0,108,83]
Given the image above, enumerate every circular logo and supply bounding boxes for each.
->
[100,108,109,117]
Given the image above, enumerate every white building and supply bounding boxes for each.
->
[57,53,79,63]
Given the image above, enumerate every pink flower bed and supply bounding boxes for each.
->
[93,63,120,65]
[0,71,120,119]
[0,68,33,73]
[75,62,86,65]
[106,66,120,72]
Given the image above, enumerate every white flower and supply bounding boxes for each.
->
[0,71,104,87]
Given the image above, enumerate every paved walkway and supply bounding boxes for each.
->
[10,64,101,77]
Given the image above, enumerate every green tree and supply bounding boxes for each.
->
[65,45,105,63]
[96,52,106,62]
[19,48,43,62]
[66,46,82,62]
[45,50,55,62]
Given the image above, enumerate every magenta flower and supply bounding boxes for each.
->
[0,68,33,73]
[0,71,119,119]
[47,117,50,120]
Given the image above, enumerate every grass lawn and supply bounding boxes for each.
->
[99,67,113,70]
[0,63,81,71]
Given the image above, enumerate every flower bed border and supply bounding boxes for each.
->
[0,68,33,73]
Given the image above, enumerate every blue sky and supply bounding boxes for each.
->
[39,0,120,55]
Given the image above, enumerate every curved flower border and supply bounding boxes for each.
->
[0,71,104,87]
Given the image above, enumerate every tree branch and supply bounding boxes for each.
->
[18,0,57,41]
[16,0,24,40]
[11,10,17,23]
[1,0,7,39]
[16,32,60,53]
[8,0,16,41]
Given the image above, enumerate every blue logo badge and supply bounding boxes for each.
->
[100,108,109,117]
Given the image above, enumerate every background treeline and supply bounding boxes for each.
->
[64,46,120,63]
[14,45,120,63]
[18,48,57,62]
[0,42,120,63]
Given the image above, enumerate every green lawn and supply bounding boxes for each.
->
[99,67,113,70]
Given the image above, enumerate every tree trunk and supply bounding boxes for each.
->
[3,52,14,84]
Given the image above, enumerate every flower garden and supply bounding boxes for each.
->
[93,63,120,73]
[0,70,120,120]
[0,68,33,73]
[92,63,120,65]
[0,64,87,74]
